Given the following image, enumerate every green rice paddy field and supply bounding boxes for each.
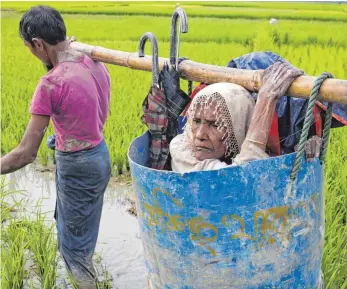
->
[1,1,347,288]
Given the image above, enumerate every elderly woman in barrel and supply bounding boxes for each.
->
[170,62,321,173]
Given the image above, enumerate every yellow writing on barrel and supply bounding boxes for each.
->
[136,185,319,257]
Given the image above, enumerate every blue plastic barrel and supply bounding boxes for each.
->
[128,131,324,289]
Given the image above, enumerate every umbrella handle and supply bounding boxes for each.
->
[170,7,188,68]
[138,32,160,87]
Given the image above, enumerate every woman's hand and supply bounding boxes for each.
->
[259,61,304,101]
[294,135,322,162]
[240,61,304,154]
[304,136,322,162]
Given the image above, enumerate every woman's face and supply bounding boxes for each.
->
[191,102,227,161]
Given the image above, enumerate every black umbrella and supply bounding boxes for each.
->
[139,32,170,170]
[159,63,191,143]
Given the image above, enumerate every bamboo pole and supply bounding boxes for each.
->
[71,41,347,105]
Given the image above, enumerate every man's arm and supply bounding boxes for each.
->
[1,114,50,174]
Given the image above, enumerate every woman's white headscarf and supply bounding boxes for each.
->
[170,82,267,173]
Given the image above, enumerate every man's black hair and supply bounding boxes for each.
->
[19,6,66,47]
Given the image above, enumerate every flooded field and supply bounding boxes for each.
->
[5,161,148,289]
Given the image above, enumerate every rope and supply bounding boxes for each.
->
[290,72,334,181]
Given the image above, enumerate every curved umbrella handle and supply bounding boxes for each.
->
[138,32,160,87]
[170,7,188,68]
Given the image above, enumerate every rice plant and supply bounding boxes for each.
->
[1,179,58,288]
[27,211,58,289]
[1,220,30,289]
[322,127,347,289]
[2,1,346,22]
[0,177,26,223]
[95,254,113,289]
[2,6,346,173]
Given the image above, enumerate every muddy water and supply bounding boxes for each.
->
[5,162,148,289]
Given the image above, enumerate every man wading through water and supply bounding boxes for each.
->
[1,6,111,288]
